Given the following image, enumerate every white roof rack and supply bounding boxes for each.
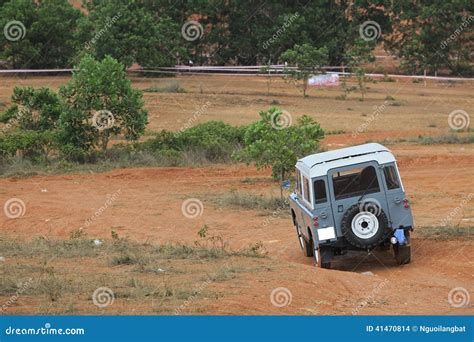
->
[296,143,396,178]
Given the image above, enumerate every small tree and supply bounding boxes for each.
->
[0,0,83,68]
[59,55,148,152]
[281,44,328,97]
[0,87,62,131]
[239,107,324,198]
[344,39,375,101]
[0,87,62,159]
[259,62,276,96]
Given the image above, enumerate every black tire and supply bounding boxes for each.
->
[295,224,313,257]
[311,237,331,269]
[393,244,411,265]
[340,202,390,249]
[393,231,411,265]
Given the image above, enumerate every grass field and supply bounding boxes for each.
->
[0,74,472,315]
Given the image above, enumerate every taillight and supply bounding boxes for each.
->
[403,199,410,209]
[313,216,319,227]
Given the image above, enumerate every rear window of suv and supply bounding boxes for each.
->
[332,165,380,200]
[314,179,327,204]
[383,165,401,190]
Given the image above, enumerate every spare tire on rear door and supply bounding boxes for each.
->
[341,202,389,249]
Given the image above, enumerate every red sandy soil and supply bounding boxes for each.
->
[1,143,472,315]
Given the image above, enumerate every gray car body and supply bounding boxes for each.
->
[289,143,414,250]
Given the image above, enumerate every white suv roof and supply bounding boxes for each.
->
[296,143,396,178]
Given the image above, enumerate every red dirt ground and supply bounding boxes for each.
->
[1,143,472,315]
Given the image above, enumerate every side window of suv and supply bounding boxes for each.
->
[303,176,310,203]
[383,165,401,190]
[314,179,327,204]
[296,169,302,195]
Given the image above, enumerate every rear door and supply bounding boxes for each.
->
[327,161,391,236]
[381,163,413,228]
[312,177,336,242]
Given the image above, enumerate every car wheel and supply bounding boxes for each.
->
[393,231,411,265]
[296,224,313,257]
[341,203,390,249]
[311,238,331,269]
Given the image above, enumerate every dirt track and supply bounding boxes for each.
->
[1,143,472,315]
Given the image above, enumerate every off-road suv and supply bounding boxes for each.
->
[289,143,413,269]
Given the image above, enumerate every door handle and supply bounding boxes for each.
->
[320,212,327,219]
[394,197,401,204]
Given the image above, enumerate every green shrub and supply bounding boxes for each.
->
[143,81,186,93]
[142,121,246,163]
[0,130,57,160]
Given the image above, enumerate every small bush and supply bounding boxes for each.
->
[382,74,395,82]
[326,129,346,135]
[418,134,474,145]
[143,81,186,93]
[206,190,289,211]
